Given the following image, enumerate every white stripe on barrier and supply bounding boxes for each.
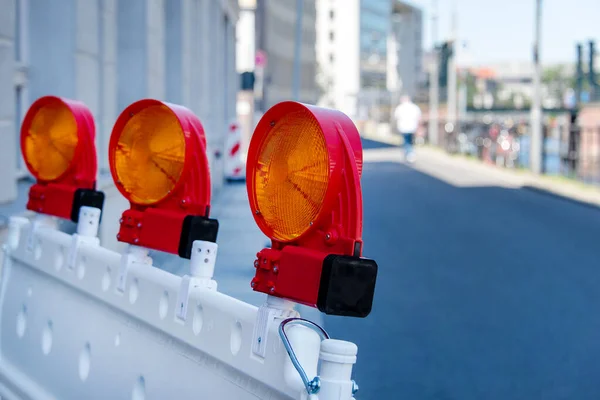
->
[225,121,245,180]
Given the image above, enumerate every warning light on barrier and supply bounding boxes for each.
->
[109,99,218,258]
[21,96,104,221]
[247,102,377,317]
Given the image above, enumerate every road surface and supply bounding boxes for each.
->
[325,140,600,400]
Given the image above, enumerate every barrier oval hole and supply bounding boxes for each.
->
[79,342,91,382]
[16,305,27,338]
[77,259,86,280]
[34,243,42,260]
[193,304,203,335]
[102,267,111,291]
[41,320,53,355]
[129,278,139,304]
[159,291,169,319]
[132,376,145,400]
[231,321,242,355]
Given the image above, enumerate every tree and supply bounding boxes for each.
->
[542,64,581,104]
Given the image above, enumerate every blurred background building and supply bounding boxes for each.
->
[2,0,599,205]
[388,1,424,100]
[235,0,317,157]
[316,0,423,121]
[254,0,318,110]
[0,0,238,204]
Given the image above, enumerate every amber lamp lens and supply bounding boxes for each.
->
[113,105,186,205]
[23,100,78,181]
[253,109,329,241]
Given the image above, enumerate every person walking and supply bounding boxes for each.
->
[394,95,422,163]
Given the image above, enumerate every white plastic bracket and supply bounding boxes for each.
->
[252,296,300,358]
[66,207,101,270]
[26,215,55,252]
[176,240,218,320]
[4,217,29,253]
[116,245,152,292]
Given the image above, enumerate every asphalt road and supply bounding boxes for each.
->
[325,140,600,400]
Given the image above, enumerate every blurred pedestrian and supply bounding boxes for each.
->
[394,95,421,163]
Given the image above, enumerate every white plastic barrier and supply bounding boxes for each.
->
[0,209,360,400]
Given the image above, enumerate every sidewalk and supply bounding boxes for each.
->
[362,131,600,209]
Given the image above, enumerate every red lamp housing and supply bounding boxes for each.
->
[21,96,104,221]
[246,102,377,317]
[109,99,218,258]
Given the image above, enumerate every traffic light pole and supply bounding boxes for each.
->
[429,57,439,146]
[530,0,543,175]
[447,45,457,128]
[576,43,583,105]
[447,8,458,130]
[589,40,599,101]
[428,0,439,146]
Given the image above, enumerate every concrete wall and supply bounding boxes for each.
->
[0,0,238,205]
[0,0,17,203]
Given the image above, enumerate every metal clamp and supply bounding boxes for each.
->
[278,318,330,395]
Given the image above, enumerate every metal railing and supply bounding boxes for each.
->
[421,119,600,184]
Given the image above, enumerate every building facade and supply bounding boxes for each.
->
[316,0,422,119]
[359,0,391,90]
[388,1,423,98]
[0,0,238,204]
[316,0,361,116]
[254,0,318,111]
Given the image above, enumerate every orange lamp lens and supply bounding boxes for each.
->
[113,105,186,205]
[253,109,329,241]
[23,100,78,181]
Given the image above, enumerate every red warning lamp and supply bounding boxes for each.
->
[247,102,377,317]
[21,96,104,221]
[109,99,218,258]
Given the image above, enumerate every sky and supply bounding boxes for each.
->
[408,0,600,66]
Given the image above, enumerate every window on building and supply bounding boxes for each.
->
[329,53,335,63]
[329,31,334,41]
[330,10,334,19]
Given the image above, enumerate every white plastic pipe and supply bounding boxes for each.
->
[317,339,358,400]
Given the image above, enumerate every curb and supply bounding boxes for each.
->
[522,185,600,212]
